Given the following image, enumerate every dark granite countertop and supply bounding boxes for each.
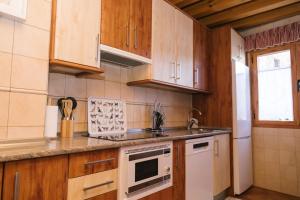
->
[0,128,231,162]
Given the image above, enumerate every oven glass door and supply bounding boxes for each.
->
[135,158,158,182]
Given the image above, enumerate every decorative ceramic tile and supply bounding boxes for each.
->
[88,97,127,137]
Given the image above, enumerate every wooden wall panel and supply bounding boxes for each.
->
[193,25,233,128]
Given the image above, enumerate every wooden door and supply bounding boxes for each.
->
[54,0,101,68]
[213,134,231,195]
[151,0,176,84]
[129,0,152,58]
[193,22,209,91]
[139,187,173,200]
[101,0,130,52]
[173,140,185,200]
[3,155,68,200]
[175,10,193,88]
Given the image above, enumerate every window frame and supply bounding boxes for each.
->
[250,44,299,128]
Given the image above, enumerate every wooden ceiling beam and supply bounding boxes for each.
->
[184,0,251,18]
[199,0,300,27]
[231,2,300,30]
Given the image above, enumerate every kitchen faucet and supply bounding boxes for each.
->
[187,107,202,130]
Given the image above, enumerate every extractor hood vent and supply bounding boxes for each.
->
[100,44,151,67]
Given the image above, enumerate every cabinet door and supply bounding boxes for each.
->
[129,0,152,58]
[173,140,185,200]
[3,155,68,200]
[139,187,173,200]
[213,134,231,195]
[175,10,193,88]
[193,22,209,91]
[101,0,130,52]
[54,0,101,68]
[231,29,245,64]
[151,0,176,84]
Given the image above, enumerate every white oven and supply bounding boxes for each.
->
[118,141,173,200]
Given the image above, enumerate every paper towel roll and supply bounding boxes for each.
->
[45,106,58,138]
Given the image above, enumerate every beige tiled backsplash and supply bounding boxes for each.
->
[0,0,51,140]
[49,62,192,133]
[252,127,300,197]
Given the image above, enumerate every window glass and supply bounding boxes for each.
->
[257,50,294,121]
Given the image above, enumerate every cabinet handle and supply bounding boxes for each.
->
[126,25,130,47]
[84,158,115,167]
[170,62,176,79]
[13,172,20,200]
[176,145,179,170]
[95,34,100,62]
[194,67,199,84]
[83,180,114,191]
[134,26,138,49]
[214,140,219,157]
[176,63,181,80]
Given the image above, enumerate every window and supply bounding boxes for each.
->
[251,45,297,127]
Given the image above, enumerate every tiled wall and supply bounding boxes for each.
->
[0,0,51,139]
[252,127,300,197]
[48,62,192,133]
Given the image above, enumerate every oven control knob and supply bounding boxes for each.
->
[165,167,171,173]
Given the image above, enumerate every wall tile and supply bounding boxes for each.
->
[103,63,121,82]
[7,126,44,139]
[73,101,87,124]
[133,87,147,103]
[265,149,279,163]
[279,136,296,151]
[86,79,105,97]
[120,68,129,83]
[48,73,66,97]
[280,150,296,166]
[11,55,48,91]
[0,17,14,53]
[105,81,121,99]
[25,0,51,30]
[0,52,12,88]
[65,75,87,99]
[264,162,280,191]
[13,22,49,60]
[8,93,46,126]
[0,91,9,126]
[146,88,158,104]
[0,127,7,139]
[121,84,134,102]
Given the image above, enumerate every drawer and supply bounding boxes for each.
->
[67,169,118,200]
[69,148,118,178]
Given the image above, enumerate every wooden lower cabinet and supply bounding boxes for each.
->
[2,155,68,200]
[213,134,231,196]
[139,187,173,200]
[173,140,185,200]
[86,190,117,200]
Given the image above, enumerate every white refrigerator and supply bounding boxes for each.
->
[231,59,253,195]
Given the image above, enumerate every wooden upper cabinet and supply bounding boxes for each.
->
[101,0,152,58]
[193,22,209,91]
[175,10,193,88]
[50,0,102,74]
[101,0,130,52]
[2,156,68,200]
[129,0,152,58]
[151,0,176,84]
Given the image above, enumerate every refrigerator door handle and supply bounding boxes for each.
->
[234,136,250,140]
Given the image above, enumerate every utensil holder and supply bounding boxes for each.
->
[61,119,74,138]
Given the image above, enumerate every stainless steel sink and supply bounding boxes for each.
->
[190,128,223,135]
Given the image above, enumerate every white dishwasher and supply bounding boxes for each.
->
[186,137,214,200]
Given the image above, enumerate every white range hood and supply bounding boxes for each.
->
[100,44,152,67]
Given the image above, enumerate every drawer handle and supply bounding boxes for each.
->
[83,180,114,191]
[84,158,115,167]
[14,172,20,200]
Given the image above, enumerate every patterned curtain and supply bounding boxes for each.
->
[244,22,300,52]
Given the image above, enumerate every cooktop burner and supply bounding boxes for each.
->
[96,131,168,141]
